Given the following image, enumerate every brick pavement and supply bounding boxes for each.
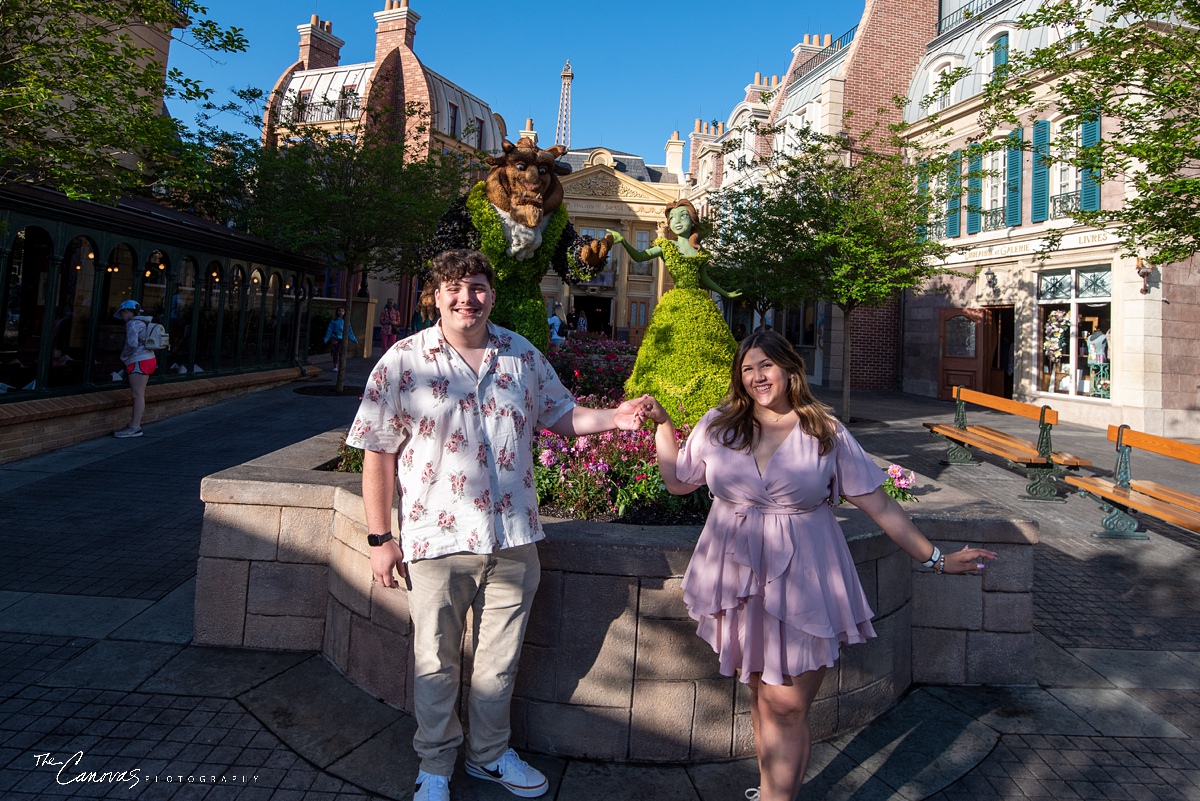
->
[0,359,385,799]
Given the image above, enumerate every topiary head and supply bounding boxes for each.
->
[661,199,703,250]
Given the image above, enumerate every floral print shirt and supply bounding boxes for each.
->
[346,322,576,561]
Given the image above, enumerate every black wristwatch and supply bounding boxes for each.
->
[367,531,393,547]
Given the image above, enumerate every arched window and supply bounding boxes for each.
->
[0,227,55,393]
[196,261,223,372]
[50,235,99,388]
[245,268,265,365]
[987,31,1010,81]
[930,62,955,112]
[96,244,137,383]
[224,265,245,366]
[142,250,169,320]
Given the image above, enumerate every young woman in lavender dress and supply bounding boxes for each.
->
[645,331,996,801]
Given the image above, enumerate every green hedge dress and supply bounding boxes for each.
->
[625,239,737,426]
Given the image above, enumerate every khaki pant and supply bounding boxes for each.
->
[407,543,540,776]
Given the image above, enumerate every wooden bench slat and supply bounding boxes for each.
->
[1120,429,1200,466]
[925,423,1049,464]
[957,387,1059,425]
[1064,477,1200,534]
[1130,481,1200,515]
[962,425,1093,467]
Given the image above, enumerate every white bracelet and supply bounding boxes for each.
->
[920,545,942,569]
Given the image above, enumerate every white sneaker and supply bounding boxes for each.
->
[413,771,449,801]
[113,427,143,439]
[465,748,548,797]
[745,789,761,801]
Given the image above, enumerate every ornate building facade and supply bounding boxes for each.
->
[900,0,1200,435]
[537,130,689,344]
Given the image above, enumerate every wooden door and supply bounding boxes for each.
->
[627,299,648,346]
[937,307,996,401]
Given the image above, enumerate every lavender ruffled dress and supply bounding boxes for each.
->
[678,410,883,686]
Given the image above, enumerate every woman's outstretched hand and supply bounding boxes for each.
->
[942,545,999,575]
[642,395,670,426]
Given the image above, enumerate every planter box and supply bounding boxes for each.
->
[195,430,1038,762]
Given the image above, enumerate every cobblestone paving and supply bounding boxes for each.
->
[831,388,1200,801]
[0,361,384,799]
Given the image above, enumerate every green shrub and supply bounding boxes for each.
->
[625,288,736,426]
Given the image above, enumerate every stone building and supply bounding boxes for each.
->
[261,0,506,318]
[900,0,1200,435]
[687,0,940,390]
[529,123,688,344]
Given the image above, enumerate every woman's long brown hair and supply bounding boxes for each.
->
[662,199,703,251]
[709,330,838,456]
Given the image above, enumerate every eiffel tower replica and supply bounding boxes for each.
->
[554,59,573,150]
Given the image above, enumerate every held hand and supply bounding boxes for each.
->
[370,539,408,589]
[942,545,998,575]
[606,229,625,245]
[724,289,743,299]
[612,395,650,430]
[579,234,614,267]
[643,395,670,425]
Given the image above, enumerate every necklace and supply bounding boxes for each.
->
[756,409,793,424]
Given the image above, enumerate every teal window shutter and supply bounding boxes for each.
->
[917,161,929,240]
[1006,128,1023,227]
[1080,112,1101,211]
[947,149,962,237]
[992,33,1009,81]
[967,147,982,234]
[1031,120,1050,222]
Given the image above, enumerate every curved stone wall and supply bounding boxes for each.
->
[195,430,1038,763]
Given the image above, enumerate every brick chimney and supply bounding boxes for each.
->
[375,0,420,62]
[297,14,343,70]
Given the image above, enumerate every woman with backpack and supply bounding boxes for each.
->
[114,299,155,438]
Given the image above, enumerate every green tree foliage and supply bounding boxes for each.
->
[710,123,954,421]
[0,0,246,201]
[183,93,468,390]
[975,0,1200,264]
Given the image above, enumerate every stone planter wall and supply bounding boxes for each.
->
[195,430,1039,763]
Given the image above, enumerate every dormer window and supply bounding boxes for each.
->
[447,103,459,137]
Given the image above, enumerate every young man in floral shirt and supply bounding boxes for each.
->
[347,249,649,801]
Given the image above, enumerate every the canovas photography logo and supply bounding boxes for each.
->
[33,751,259,791]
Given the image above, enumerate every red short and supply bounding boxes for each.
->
[126,358,157,376]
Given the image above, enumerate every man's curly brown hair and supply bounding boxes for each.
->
[428,249,495,288]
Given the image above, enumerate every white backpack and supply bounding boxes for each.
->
[140,321,169,351]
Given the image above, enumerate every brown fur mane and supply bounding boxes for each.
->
[484,138,571,225]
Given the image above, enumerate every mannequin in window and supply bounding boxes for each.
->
[1087,330,1108,365]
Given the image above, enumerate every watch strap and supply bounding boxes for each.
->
[367,531,394,547]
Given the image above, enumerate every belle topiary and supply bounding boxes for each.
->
[609,200,739,425]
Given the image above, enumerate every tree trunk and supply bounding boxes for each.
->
[840,304,854,423]
[336,266,355,393]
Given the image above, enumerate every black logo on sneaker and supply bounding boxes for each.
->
[480,765,503,779]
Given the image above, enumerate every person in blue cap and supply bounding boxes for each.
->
[114,299,155,438]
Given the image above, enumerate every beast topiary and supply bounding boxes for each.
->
[431,138,611,352]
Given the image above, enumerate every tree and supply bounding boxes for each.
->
[710,124,955,422]
[974,0,1200,265]
[205,97,466,391]
[0,0,246,202]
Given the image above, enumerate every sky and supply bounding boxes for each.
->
[168,0,865,168]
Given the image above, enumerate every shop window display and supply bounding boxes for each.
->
[1037,267,1111,398]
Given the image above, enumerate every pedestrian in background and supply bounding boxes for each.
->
[411,287,438,333]
[324,305,357,373]
[114,299,154,438]
[380,299,402,351]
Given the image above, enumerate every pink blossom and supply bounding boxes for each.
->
[538,449,556,467]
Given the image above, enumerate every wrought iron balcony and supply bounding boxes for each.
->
[791,25,858,82]
[928,218,949,240]
[284,100,361,125]
[1051,191,1080,219]
[938,0,1014,35]
[981,207,1007,232]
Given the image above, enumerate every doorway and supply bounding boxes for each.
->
[937,305,1015,400]
[574,296,612,339]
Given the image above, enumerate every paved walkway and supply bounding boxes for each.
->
[1,372,1198,800]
